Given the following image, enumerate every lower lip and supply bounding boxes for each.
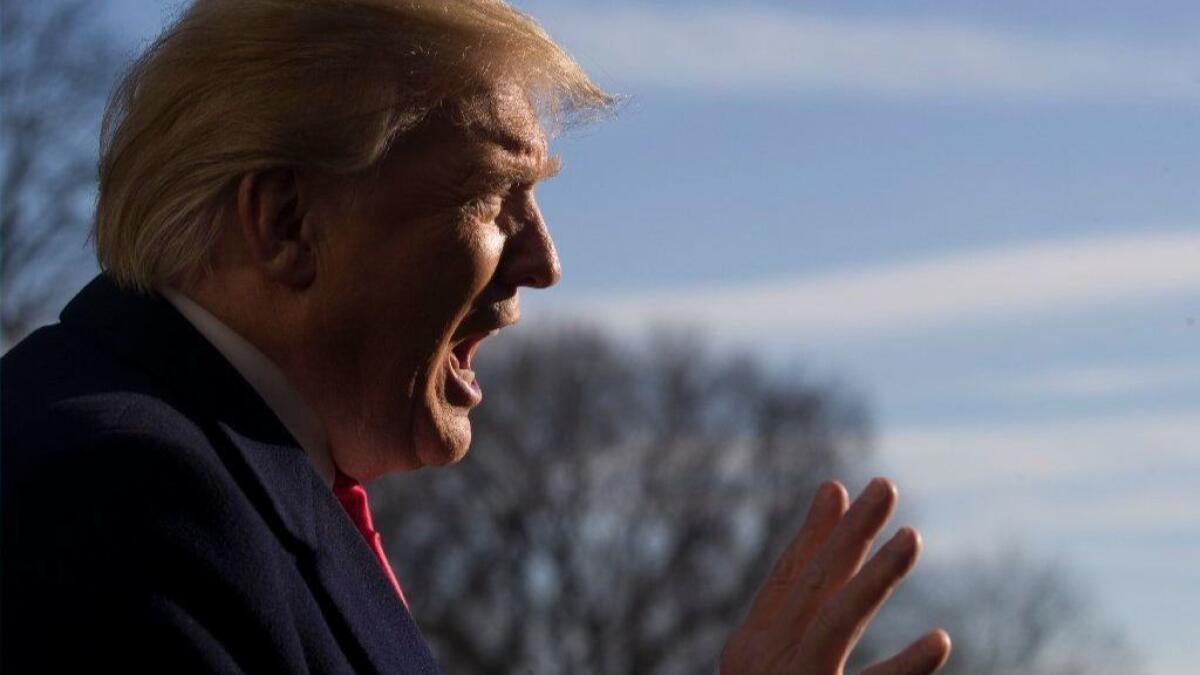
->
[445,354,483,407]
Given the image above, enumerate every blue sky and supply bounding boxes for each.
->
[102,2,1200,672]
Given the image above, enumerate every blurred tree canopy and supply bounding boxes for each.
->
[1,0,117,345]
[869,547,1141,675]
[377,327,1140,675]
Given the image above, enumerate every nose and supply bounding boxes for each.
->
[499,194,561,290]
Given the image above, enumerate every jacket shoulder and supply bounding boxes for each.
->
[3,321,215,465]
[1,347,310,672]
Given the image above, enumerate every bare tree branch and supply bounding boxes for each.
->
[1,0,122,346]
[375,326,1140,675]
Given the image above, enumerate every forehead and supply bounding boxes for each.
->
[438,88,558,191]
[344,88,554,217]
[454,85,549,158]
[391,87,553,183]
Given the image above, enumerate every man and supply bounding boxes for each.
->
[1,0,951,673]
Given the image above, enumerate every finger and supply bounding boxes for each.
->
[745,481,848,628]
[800,526,922,665]
[859,629,952,675]
[782,477,897,628]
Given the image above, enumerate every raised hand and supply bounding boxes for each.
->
[720,478,951,674]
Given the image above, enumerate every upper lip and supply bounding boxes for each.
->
[451,300,519,369]
[451,320,514,370]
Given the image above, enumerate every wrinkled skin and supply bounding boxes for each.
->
[296,89,562,479]
[194,84,560,481]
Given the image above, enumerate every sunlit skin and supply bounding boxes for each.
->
[291,92,562,479]
[191,85,561,481]
[188,85,950,673]
[721,478,952,674]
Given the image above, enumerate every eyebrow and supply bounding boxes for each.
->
[465,152,562,192]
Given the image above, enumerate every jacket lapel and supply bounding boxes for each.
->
[60,275,440,674]
[309,478,441,674]
[221,424,440,675]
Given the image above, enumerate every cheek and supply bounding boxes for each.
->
[402,229,499,376]
[450,224,506,298]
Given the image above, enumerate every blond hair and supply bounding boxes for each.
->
[94,0,614,291]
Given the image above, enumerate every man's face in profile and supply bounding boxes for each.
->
[303,86,563,474]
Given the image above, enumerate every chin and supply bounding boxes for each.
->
[413,409,473,468]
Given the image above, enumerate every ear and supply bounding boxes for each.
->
[235,169,319,288]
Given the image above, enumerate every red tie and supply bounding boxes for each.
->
[332,470,409,610]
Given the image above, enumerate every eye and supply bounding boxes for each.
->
[465,192,505,222]
[463,181,531,233]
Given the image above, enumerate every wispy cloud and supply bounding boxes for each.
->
[541,5,1200,102]
[878,406,1200,493]
[544,230,1200,342]
[880,405,1200,672]
[985,362,1200,401]
[874,405,1200,566]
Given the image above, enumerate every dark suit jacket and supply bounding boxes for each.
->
[1,275,441,674]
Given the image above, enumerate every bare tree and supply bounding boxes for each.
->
[377,326,871,674]
[376,326,1140,675]
[1,0,120,346]
[860,548,1142,675]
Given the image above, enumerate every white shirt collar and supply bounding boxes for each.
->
[161,288,335,487]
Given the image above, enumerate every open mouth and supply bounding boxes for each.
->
[445,330,497,406]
